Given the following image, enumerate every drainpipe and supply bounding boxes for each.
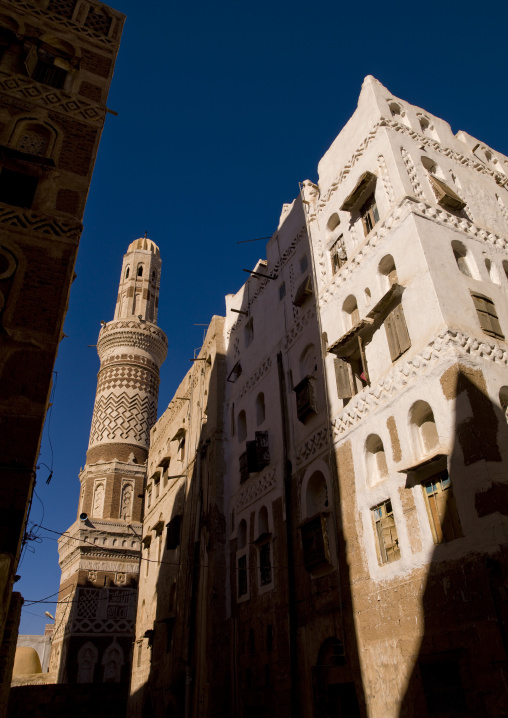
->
[277,351,300,718]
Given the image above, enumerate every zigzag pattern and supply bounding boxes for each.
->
[332,329,508,438]
[0,72,103,124]
[0,203,82,239]
[89,391,157,446]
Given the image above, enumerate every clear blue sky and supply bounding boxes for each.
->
[19,0,508,633]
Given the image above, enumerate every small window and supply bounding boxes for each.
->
[238,519,247,549]
[485,258,500,285]
[256,392,265,425]
[33,55,67,89]
[293,276,313,307]
[300,255,308,273]
[300,514,331,570]
[166,515,182,550]
[334,350,369,401]
[137,265,143,277]
[244,317,254,347]
[0,169,38,208]
[259,542,272,586]
[471,293,504,340]
[238,554,247,597]
[279,282,286,301]
[343,294,359,329]
[326,212,341,236]
[372,500,400,565]
[237,410,247,443]
[359,193,379,236]
[125,267,130,279]
[422,470,463,544]
[146,486,152,509]
[330,235,347,275]
[177,432,186,461]
[378,254,397,290]
[385,303,411,361]
[154,476,160,499]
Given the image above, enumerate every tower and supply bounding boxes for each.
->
[50,238,167,692]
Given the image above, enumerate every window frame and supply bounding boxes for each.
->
[372,499,400,565]
[470,292,504,340]
[422,470,463,544]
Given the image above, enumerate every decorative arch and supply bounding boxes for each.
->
[76,641,98,684]
[102,638,124,683]
[9,118,58,157]
[342,294,359,329]
[92,482,105,518]
[120,482,133,520]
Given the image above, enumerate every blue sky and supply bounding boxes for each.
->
[19,0,508,633]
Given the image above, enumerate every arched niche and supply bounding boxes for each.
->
[76,641,98,684]
[451,240,477,279]
[237,410,247,442]
[410,400,439,458]
[378,254,397,291]
[301,460,332,518]
[342,294,359,329]
[366,433,388,484]
[257,505,269,537]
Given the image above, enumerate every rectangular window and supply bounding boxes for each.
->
[154,476,160,499]
[385,303,411,361]
[422,470,463,544]
[0,169,38,208]
[146,486,152,509]
[471,293,504,340]
[293,276,313,307]
[279,282,286,301]
[294,376,317,423]
[259,542,272,586]
[246,432,270,474]
[372,500,400,564]
[178,433,186,461]
[330,235,347,275]
[359,193,380,236]
[333,347,369,401]
[166,515,182,550]
[238,554,247,597]
[300,255,308,273]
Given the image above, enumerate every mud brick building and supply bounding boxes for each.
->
[0,0,124,710]
[129,77,508,717]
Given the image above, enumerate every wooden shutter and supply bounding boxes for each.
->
[392,304,411,355]
[24,45,38,76]
[427,493,444,543]
[255,431,270,470]
[429,175,466,211]
[334,358,353,399]
[471,294,504,338]
[386,304,410,361]
[380,514,400,563]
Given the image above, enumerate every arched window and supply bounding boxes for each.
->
[378,254,397,291]
[342,295,359,329]
[388,101,410,127]
[366,434,388,483]
[305,470,329,517]
[238,519,247,550]
[125,266,130,279]
[258,506,269,536]
[452,241,475,278]
[418,115,438,141]
[421,155,445,179]
[137,264,143,277]
[237,410,247,443]
[77,642,98,684]
[256,393,265,425]
[364,287,371,306]
[410,401,439,457]
[102,639,123,683]
[485,258,500,285]
[15,123,54,157]
[152,270,156,280]
[326,212,340,236]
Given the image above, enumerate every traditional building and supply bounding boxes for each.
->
[129,77,508,717]
[0,0,124,710]
[129,316,228,718]
[50,238,167,700]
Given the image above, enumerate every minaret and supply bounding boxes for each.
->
[50,238,167,687]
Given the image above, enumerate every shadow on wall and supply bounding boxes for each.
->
[399,366,508,717]
[129,338,230,718]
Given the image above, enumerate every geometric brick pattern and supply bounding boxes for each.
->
[89,391,157,447]
[96,364,159,395]
[0,201,82,239]
[0,71,103,124]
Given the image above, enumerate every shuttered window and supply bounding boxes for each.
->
[385,303,411,361]
[300,514,331,570]
[330,235,347,275]
[359,193,380,236]
[372,500,400,564]
[334,358,353,399]
[471,293,504,340]
[166,515,182,550]
[428,174,466,212]
[423,471,463,544]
